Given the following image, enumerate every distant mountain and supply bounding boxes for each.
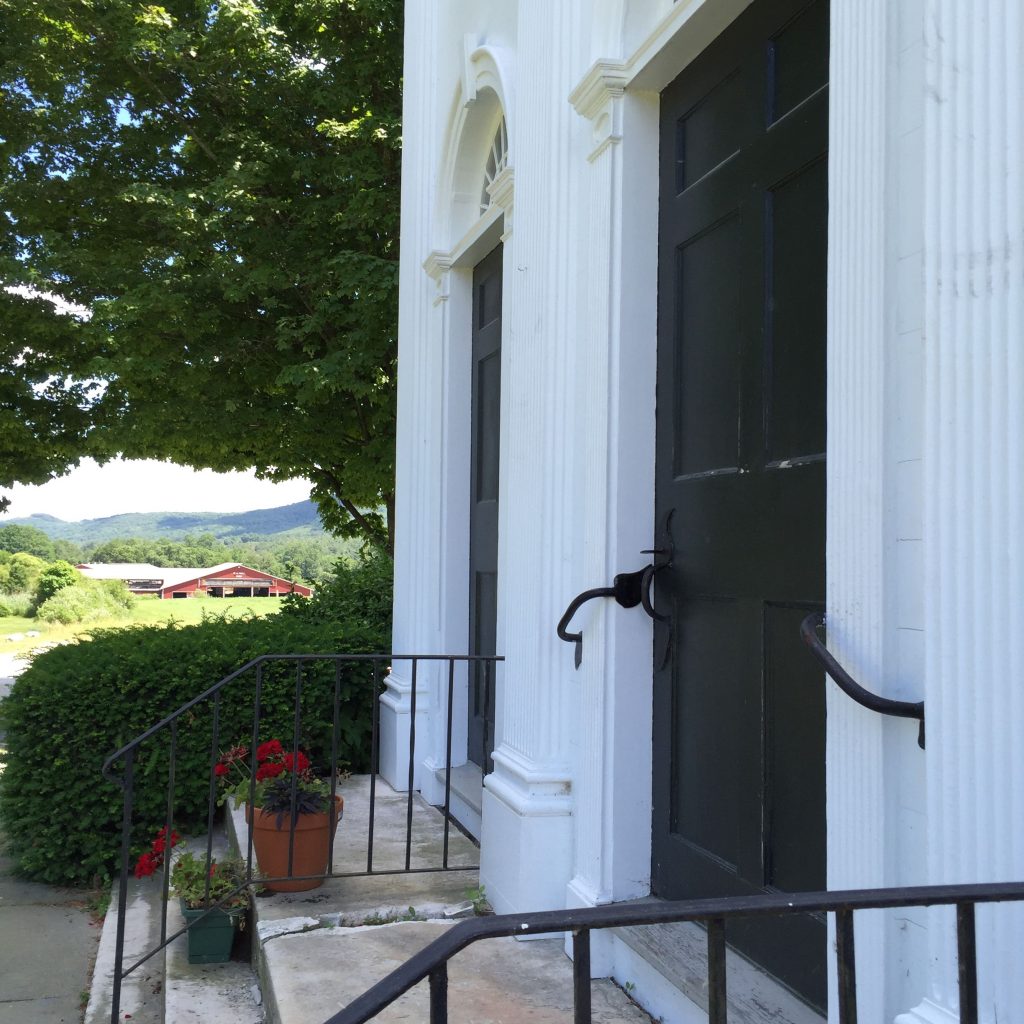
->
[5,501,326,544]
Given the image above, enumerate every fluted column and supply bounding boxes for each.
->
[383,0,444,788]
[479,0,587,913]
[826,2,893,1019]
[899,3,1024,1021]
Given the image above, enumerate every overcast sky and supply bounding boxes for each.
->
[2,459,312,522]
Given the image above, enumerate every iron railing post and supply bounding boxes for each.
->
[443,658,455,869]
[367,661,381,873]
[109,747,135,1024]
[405,658,418,872]
[835,908,857,1024]
[956,903,979,1024]
[707,917,727,1024]
[429,963,448,1024]
[573,928,592,1024]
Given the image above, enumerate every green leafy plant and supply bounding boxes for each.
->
[34,578,134,624]
[134,827,250,911]
[170,851,250,912]
[32,560,81,607]
[0,591,32,617]
[465,884,492,916]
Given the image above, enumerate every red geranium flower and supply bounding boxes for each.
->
[134,852,158,878]
[256,739,283,762]
[214,763,230,777]
[255,761,285,782]
[283,751,310,773]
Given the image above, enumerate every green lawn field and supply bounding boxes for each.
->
[0,595,285,659]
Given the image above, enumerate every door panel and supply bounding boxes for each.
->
[468,245,502,770]
[652,0,829,1009]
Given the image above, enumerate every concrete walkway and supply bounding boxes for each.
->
[0,829,101,1024]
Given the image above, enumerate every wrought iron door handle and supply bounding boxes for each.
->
[800,612,926,748]
[557,565,654,669]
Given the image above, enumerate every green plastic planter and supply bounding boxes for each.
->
[180,902,242,964]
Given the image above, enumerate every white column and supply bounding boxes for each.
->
[383,0,443,790]
[479,0,586,914]
[826,2,893,1020]
[898,3,1024,1022]
[565,63,658,928]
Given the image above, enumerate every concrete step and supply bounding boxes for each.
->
[164,895,263,1024]
[263,921,653,1024]
[433,762,484,838]
[86,829,263,1024]
[228,775,652,1024]
[85,875,166,1024]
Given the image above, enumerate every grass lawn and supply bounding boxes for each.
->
[0,596,285,660]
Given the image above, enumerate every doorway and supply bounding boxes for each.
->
[651,0,829,1008]
[468,244,502,771]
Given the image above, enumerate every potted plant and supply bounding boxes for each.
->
[135,829,250,964]
[216,739,344,892]
[172,851,250,963]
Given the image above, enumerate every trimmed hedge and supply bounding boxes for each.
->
[0,608,386,886]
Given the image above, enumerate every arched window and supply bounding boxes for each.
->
[480,118,509,215]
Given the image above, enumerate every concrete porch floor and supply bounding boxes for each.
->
[228,775,652,1024]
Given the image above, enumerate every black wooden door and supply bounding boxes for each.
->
[468,245,502,770]
[651,0,829,1009]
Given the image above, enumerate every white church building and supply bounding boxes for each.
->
[382,1,1024,1021]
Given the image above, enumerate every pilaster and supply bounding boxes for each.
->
[479,0,586,914]
[385,1,445,790]
[563,60,658,934]
[899,2,1024,1020]
[825,2,893,1018]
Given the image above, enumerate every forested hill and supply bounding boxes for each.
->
[7,500,323,544]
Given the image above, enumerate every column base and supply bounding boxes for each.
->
[377,670,426,792]
[480,746,573,915]
[894,999,961,1024]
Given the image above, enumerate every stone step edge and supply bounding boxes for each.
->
[85,827,264,1024]
[85,874,168,1024]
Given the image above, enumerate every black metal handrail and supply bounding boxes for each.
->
[325,880,1024,1024]
[800,612,926,748]
[101,651,502,1024]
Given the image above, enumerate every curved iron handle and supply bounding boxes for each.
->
[640,563,668,622]
[557,585,610,647]
[557,565,661,669]
[800,613,925,749]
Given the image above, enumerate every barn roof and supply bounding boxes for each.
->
[77,563,164,579]
[76,562,288,589]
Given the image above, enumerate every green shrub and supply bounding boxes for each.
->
[0,591,33,617]
[283,550,392,649]
[2,552,45,595]
[96,577,135,612]
[35,580,134,625]
[33,560,82,607]
[0,613,381,886]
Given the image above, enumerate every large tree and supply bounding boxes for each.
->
[0,0,402,551]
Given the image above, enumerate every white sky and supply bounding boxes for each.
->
[2,459,313,522]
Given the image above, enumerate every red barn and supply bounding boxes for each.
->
[76,562,312,599]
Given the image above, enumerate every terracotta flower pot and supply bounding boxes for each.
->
[246,795,344,892]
